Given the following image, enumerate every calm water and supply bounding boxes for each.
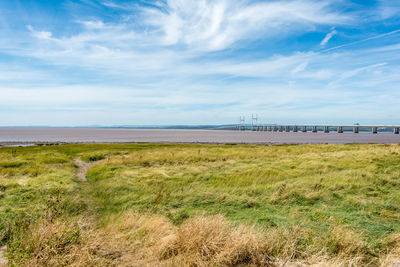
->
[0,128,399,145]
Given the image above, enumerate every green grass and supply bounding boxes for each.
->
[1,143,400,265]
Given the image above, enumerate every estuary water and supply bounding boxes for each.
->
[0,127,399,145]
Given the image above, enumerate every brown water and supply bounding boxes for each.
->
[0,128,399,145]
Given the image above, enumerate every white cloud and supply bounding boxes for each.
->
[321,29,400,52]
[142,0,350,51]
[78,20,107,30]
[18,1,351,74]
[27,25,53,40]
[320,29,337,46]
[101,1,125,9]
[291,61,309,74]
[365,43,400,53]
[338,63,387,81]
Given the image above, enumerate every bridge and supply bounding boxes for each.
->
[235,125,400,134]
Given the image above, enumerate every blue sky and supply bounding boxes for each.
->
[0,0,400,126]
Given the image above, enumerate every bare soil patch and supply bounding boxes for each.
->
[0,246,7,266]
[74,159,94,181]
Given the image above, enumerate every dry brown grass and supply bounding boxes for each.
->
[158,214,271,266]
[379,233,400,267]
[8,219,92,266]
[95,213,273,266]
[9,213,273,266]
[11,212,397,267]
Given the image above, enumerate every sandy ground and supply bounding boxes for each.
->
[0,246,7,266]
[0,128,400,145]
[73,159,93,181]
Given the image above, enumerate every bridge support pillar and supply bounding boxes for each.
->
[279,126,284,132]
[285,126,290,132]
[337,126,343,133]
[293,126,298,132]
[372,127,378,134]
[394,128,399,134]
[312,126,317,133]
[324,126,329,133]
[353,127,359,134]
[302,126,307,132]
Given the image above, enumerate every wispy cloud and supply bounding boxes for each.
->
[331,62,388,86]
[378,0,400,19]
[320,29,337,46]
[291,61,309,74]
[321,29,400,52]
[0,0,400,125]
[27,25,53,40]
[141,0,350,51]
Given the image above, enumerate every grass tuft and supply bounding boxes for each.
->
[159,214,271,266]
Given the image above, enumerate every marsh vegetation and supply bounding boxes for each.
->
[1,143,400,266]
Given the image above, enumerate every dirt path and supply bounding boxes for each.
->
[74,159,95,182]
[0,246,7,266]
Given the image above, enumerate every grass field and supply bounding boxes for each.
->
[1,143,400,266]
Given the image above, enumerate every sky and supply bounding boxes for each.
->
[0,0,400,126]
